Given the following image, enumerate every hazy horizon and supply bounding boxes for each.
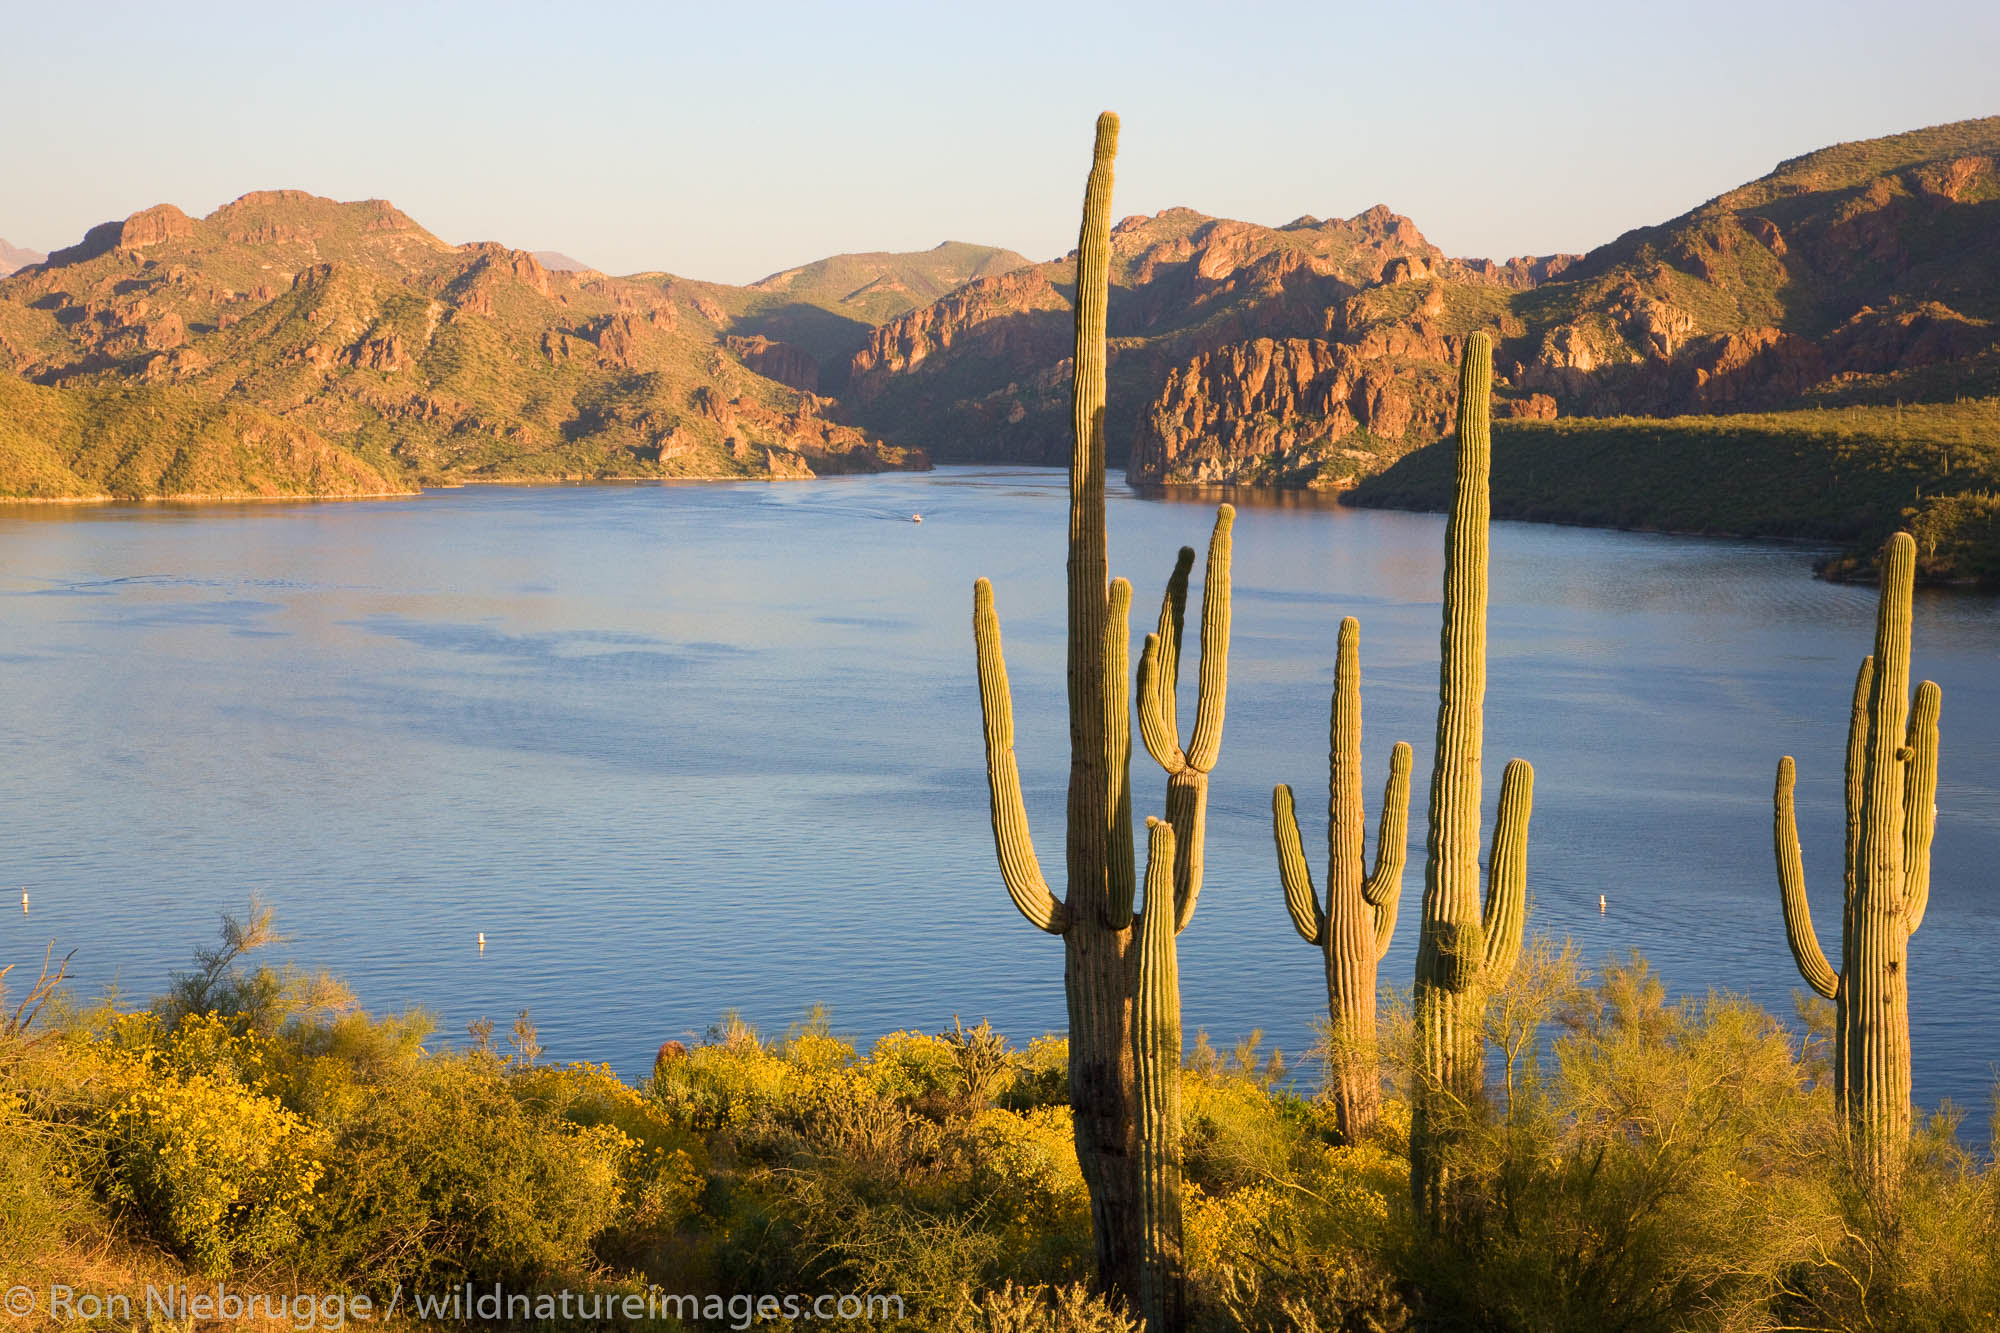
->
[2,1,1995,285]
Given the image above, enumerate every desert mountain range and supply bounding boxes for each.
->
[847,116,2000,487]
[1,116,1994,501]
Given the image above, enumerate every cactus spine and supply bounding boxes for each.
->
[1272,617,1412,1141]
[972,113,1228,1332]
[1409,331,1535,1228]
[1774,530,1940,1196]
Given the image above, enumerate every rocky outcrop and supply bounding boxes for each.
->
[725,335,819,393]
[44,204,196,266]
[848,265,1072,398]
[1824,302,1992,375]
[1684,327,1827,409]
[117,205,196,250]
[445,244,553,312]
[593,313,644,368]
[1129,330,1464,485]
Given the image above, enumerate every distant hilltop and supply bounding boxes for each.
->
[0,238,44,276]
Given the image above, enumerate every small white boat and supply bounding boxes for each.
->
[912,514,923,524]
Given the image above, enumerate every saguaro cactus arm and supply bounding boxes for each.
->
[1902,680,1941,932]
[973,579,1069,935]
[1137,505,1234,936]
[1138,506,1235,777]
[1184,507,1233,773]
[1106,577,1137,928]
[1479,758,1534,984]
[1364,741,1414,960]
[1273,784,1324,945]
[1774,755,1841,1000]
[1138,548,1195,773]
[1134,815,1185,1333]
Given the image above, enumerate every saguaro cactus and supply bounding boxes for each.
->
[971,113,1228,1332]
[1774,530,1941,1196]
[1138,506,1235,924]
[1409,331,1535,1227]
[1273,617,1413,1142]
[1134,816,1184,1332]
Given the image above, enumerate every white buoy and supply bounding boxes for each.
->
[477,931,486,951]
[1599,894,1606,914]
[19,889,26,913]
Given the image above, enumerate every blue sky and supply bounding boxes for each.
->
[2,0,1994,282]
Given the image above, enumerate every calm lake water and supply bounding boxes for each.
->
[2,469,1995,1110]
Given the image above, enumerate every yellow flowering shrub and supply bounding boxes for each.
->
[783,1027,857,1074]
[867,1030,963,1103]
[1181,1072,1296,1194]
[968,1106,1087,1225]
[653,1035,794,1130]
[511,1060,708,1232]
[109,1070,323,1275]
[1002,1035,1069,1109]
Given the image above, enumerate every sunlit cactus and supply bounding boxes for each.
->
[1138,505,1234,927]
[1409,331,1536,1229]
[1774,530,1941,1197]
[1133,816,1184,1332]
[971,112,1225,1332]
[1272,616,1412,1141]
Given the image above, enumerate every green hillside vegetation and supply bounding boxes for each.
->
[0,192,929,499]
[5,913,1994,1331]
[1524,117,2000,341]
[1348,399,2000,582]
[0,371,406,501]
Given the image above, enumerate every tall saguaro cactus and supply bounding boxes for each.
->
[1272,617,1413,1141]
[971,113,1229,1332]
[1774,531,1941,1197]
[1409,331,1536,1227]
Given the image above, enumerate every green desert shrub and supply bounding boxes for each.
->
[287,1044,629,1288]
[1772,1105,2000,1331]
[1403,949,1835,1333]
[1906,489,2000,584]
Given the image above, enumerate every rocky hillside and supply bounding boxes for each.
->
[840,205,1550,472]
[0,239,44,276]
[839,117,2000,488]
[640,241,1031,395]
[0,193,926,499]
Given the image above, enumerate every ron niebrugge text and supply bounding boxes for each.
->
[7,1283,907,1328]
